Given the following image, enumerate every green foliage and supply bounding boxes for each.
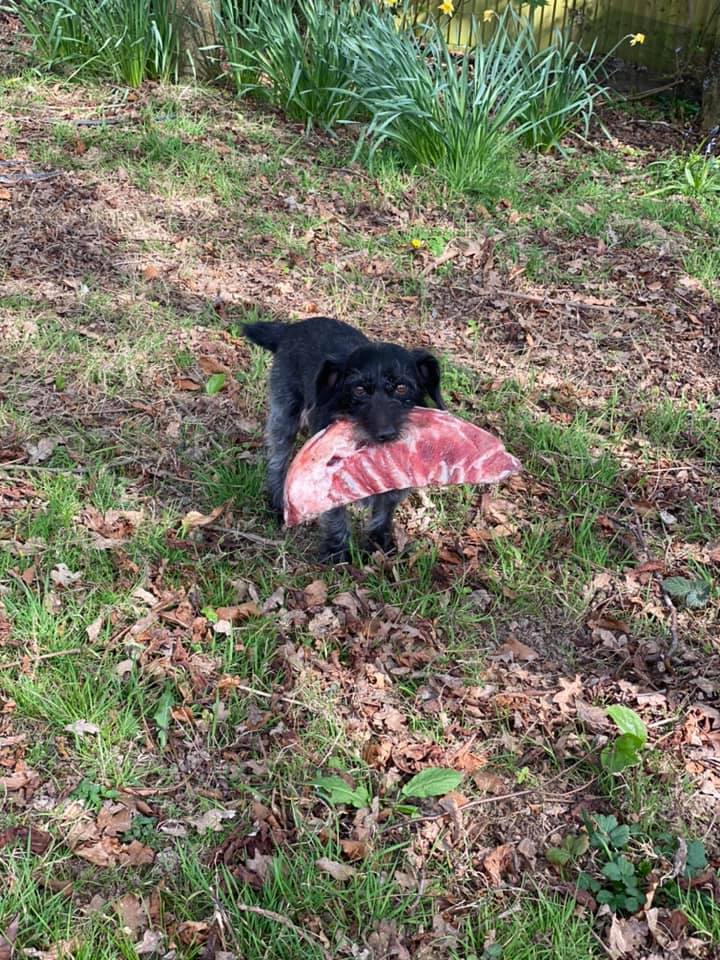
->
[205,372,228,395]
[647,150,720,199]
[347,5,609,191]
[545,832,589,868]
[661,576,711,610]
[153,685,175,749]
[9,0,183,86]
[71,778,120,811]
[314,774,370,809]
[401,767,463,799]
[586,813,631,853]
[215,0,362,131]
[601,705,647,773]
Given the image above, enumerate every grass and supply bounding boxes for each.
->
[1,66,719,960]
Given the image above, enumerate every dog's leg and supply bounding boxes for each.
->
[365,489,408,554]
[265,396,301,521]
[318,506,351,564]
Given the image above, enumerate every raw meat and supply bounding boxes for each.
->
[283,407,521,526]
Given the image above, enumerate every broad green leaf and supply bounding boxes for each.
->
[684,839,708,878]
[601,733,643,773]
[686,582,711,609]
[206,373,227,395]
[401,767,462,799]
[606,705,647,745]
[314,775,369,809]
[546,846,572,866]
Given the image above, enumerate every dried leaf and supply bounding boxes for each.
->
[0,915,19,960]
[50,563,82,588]
[304,579,328,606]
[180,505,224,532]
[483,843,514,885]
[63,719,100,737]
[494,637,538,662]
[316,857,357,881]
[190,809,236,834]
[86,615,103,643]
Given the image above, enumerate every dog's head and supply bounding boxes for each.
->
[314,343,444,443]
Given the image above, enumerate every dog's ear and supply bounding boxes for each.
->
[413,351,444,410]
[315,359,345,407]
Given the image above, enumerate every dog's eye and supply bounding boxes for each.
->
[352,385,366,398]
[395,384,409,396]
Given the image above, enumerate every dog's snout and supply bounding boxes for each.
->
[375,426,399,443]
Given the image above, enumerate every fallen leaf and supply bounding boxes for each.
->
[493,637,539,661]
[316,857,357,881]
[198,356,230,375]
[26,437,57,465]
[340,838,368,861]
[180,505,224,532]
[64,719,100,737]
[0,825,51,855]
[96,802,133,836]
[142,264,161,281]
[0,915,19,960]
[215,602,260,622]
[304,579,328,606]
[607,915,647,959]
[483,843,514,885]
[190,809,236,834]
[119,840,155,866]
[86,615,103,643]
[50,563,82,588]
[115,893,147,937]
[175,377,202,391]
[176,920,210,946]
[134,928,164,956]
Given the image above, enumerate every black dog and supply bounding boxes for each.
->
[243,317,444,562]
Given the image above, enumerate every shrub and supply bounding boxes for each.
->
[215,0,362,132]
[9,0,183,87]
[346,5,609,190]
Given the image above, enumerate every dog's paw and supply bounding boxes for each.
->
[363,530,397,557]
[319,544,351,565]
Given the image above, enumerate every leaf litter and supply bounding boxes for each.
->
[1,68,719,960]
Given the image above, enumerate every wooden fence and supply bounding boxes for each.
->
[409,0,720,78]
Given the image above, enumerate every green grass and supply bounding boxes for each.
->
[2,71,720,960]
[455,891,601,960]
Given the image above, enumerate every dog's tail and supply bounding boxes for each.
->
[242,321,288,354]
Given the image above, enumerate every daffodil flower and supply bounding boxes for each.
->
[483,9,494,22]
[630,32,645,46]
[438,0,454,16]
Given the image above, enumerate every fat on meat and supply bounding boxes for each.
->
[283,407,521,526]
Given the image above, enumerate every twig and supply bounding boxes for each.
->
[1,463,88,473]
[206,524,282,548]
[459,285,651,315]
[0,648,83,671]
[234,683,307,709]
[231,903,332,959]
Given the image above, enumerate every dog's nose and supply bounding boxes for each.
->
[376,427,398,443]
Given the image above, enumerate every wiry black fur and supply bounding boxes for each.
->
[243,317,444,563]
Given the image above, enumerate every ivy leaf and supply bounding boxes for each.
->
[546,846,572,867]
[401,767,462,799]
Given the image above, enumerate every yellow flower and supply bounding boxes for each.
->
[438,0,454,15]
[629,32,645,46]
[411,238,423,249]
[384,0,398,6]
[483,9,494,22]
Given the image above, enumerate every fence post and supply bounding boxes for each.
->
[703,40,720,130]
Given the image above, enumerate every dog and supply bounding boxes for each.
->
[243,317,444,562]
